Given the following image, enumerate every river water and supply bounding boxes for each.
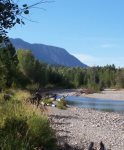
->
[65,96,124,113]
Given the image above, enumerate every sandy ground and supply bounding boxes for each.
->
[53,89,124,101]
[82,89,124,100]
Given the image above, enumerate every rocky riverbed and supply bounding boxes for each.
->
[48,106,124,150]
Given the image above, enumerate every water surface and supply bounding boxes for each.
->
[66,96,124,113]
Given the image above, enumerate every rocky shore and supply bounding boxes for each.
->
[82,89,124,101]
[53,89,124,101]
[48,106,124,150]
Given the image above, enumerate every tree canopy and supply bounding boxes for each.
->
[0,0,30,45]
[0,0,49,45]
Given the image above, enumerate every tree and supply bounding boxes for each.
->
[17,50,46,85]
[17,50,36,80]
[0,59,7,87]
[116,69,124,88]
[0,0,29,45]
[0,44,18,87]
[0,0,50,45]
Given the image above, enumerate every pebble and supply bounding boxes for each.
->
[48,106,124,150]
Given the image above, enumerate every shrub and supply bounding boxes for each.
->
[45,84,55,89]
[3,117,28,137]
[0,117,29,150]
[26,83,39,94]
[0,89,57,150]
[43,98,53,105]
[28,116,56,150]
[57,99,67,109]
[4,89,15,96]
[0,116,56,150]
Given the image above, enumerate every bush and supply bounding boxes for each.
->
[43,98,53,105]
[0,89,57,150]
[4,89,15,96]
[57,99,67,109]
[45,84,55,89]
[0,116,56,150]
[3,117,28,137]
[0,117,29,150]
[26,83,39,94]
[28,116,56,150]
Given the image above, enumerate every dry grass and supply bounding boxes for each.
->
[0,89,56,150]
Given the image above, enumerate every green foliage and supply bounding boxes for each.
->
[17,50,36,79]
[0,117,56,150]
[45,84,55,89]
[0,0,50,46]
[55,65,119,91]
[57,99,67,109]
[0,90,57,150]
[43,99,53,105]
[116,69,124,88]
[0,118,29,150]
[0,46,124,91]
[0,0,31,45]
[28,116,56,150]
[0,63,6,87]
[26,83,40,93]
[17,50,47,86]
[0,44,18,87]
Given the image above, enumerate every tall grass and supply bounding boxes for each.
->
[0,89,56,150]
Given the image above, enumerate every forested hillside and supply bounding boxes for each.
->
[11,38,88,68]
[0,44,124,91]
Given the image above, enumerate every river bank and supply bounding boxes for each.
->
[48,106,124,150]
[53,89,124,101]
[82,89,124,101]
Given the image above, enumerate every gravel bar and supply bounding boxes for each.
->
[48,106,124,150]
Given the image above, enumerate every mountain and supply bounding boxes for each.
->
[10,38,88,68]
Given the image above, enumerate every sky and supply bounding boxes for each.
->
[8,0,124,67]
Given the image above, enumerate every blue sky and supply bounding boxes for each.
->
[8,0,124,67]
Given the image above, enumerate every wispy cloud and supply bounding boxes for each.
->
[73,54,94,62]
[73,53,124,67]
[100,44,115,48]
[73,53,96,66]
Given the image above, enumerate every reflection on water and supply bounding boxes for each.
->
[66,96,124,113]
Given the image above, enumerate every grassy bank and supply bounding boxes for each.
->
[0,89,56,150]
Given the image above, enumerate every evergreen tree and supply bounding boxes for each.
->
[0,44,18,87]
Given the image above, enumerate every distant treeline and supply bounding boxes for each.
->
[0,44,124,91]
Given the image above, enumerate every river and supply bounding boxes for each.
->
[65,96,124,113]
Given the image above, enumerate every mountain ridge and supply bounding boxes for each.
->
[10,38,88,68]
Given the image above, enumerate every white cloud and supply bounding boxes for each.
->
[73,53,96,66]
[73,54,94,61]
[73,53,124,68]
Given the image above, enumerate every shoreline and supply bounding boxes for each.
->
[53,89,124,101]
[48,89,124,149]
[48,106,124,150]
[82,89,124,101]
